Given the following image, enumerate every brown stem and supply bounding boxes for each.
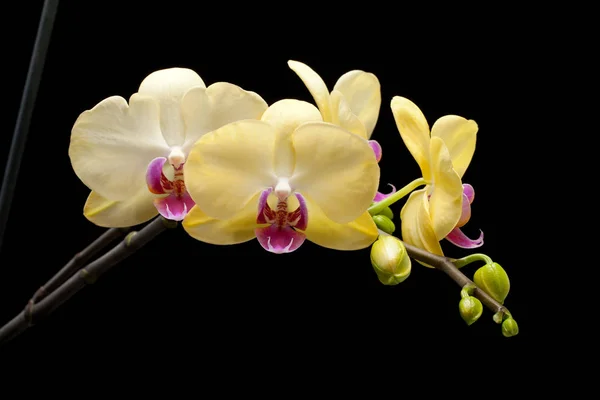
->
[402,242,510,316]
[29,227,131,304]
[0,217,177,346]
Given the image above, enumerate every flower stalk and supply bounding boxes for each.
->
[402,241,516,335]
[368,177,426,215]
[0,217,176,346]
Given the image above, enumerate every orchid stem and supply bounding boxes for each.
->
[452,253,493,269]
[368,178,426,216]
[0,217,177,346]
[29,227,131,305]
[402,242,515,336]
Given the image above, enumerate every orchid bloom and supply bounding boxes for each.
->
[287,60,395,201]
[69,68,267,227]
[391,96,483,260]
[182,99,380,254]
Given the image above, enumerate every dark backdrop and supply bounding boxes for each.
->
[0,0,541,376]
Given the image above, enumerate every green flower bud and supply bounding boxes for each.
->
[379,206,394,220]
[473,262,510,304]
[370,235,411,285]
[459,296,483,326]
[493,311,504,324]
[501,318,519,337]
[372,215,396,235]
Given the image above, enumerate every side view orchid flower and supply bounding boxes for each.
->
[390,96,484,260]
[68,68,268,227]
[287,60,381,141]
[288,60,396,201]
[182,98,381,254]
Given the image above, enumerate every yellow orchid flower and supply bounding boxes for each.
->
[288,60,397,201]
[288,60,382,150]
[69,68,268,227]
[182,99,380,253]
[391,96,483,260]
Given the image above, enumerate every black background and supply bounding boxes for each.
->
[0,0,545,380]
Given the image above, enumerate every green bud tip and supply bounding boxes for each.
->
[501,318,519,337]
[459,296,483,326]
[378,206,394,220]
[473,262,510,304]
[370,235,411,286]
[372,215,396,235]
[493,311,504,324]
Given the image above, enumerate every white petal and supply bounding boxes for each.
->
[69,95,169,201]
[138,68,206,147]
[261,99,323,177]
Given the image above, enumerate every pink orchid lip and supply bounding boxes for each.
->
[146,157,195,221]
[373,183,397,202]
[445,227,484,249]
[153,192,195,221]
[255,189,308,254]
[256,225,307,254]
[369,140,382,162]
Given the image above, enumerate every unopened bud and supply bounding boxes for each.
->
[379,206,394,220]
[459,296,483,326]
[370,235,411,285]
[372,215,396,234]
[501,318,519,337]
[473,262,510,304]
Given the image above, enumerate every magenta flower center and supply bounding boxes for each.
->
[145,155,195,221]
[254,187,308,254]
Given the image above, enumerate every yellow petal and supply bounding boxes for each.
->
[400,189,443,267]
[69,95,169,201]
[181,82,268,153]
[184,120,276,220]
[183,193,266,245]
[430,115,478,178]
[261,99,323,177]
[138,68,206,147]
[302,197,378,250]
[287,60,333,122]
[390,96,432,181]
[291,122,379,224]
[330,90,368,139]
[83,189,157,228]
[429,137,463,240]
[333,70,381,138]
